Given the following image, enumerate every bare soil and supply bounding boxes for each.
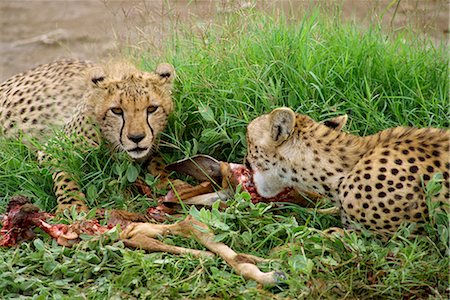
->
[0,0,448,82]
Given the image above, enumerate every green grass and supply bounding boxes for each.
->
[1,10,449,299]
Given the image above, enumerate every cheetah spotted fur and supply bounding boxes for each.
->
[0,59,175,212]
[246,107,449,236]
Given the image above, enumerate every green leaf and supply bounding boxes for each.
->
[86,185,98,201]
[289,254,314,276]
[126,164,139,183]
[189,206,201,220]
[198,103,215,123]
[288,90,297,107]
[86,208,97,220]
[214,233,229,242]
[114,162,126,176]
[241,191,252,201]
[33,239,45,252]
[212,200,221,210]
[144,174,156,186]
[107,225,121,241]
[241,231,252,244]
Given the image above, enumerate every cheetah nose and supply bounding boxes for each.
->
[128,133,145,143]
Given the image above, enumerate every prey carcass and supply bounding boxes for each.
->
[0,195,285,286]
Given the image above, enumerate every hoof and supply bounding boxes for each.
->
[269,271,289,293]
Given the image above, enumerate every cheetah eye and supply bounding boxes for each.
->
[147,106,158,114]
[111,107,123,115]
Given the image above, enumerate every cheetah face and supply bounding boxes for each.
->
[246,108,298,197]
[90,63,175,161]
[246,108,348,198]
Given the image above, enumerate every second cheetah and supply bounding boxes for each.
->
[246,107,449,236]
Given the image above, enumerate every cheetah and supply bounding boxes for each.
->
[246,107,449,236]
[0,59,175,212]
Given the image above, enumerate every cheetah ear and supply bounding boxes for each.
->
[269,107,296,145]
[88,67,109,89]
[155,63,175,84]
[323,114,348,131]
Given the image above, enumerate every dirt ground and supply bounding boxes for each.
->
[0,0,448,82]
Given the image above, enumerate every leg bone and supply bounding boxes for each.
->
[120,216,284,286]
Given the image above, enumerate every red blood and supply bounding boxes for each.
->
[228,163,294,203]
[0,196,114,247]
[0,196,53,247]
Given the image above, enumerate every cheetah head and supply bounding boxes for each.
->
[246,107,347,197]
[87,62,175,161]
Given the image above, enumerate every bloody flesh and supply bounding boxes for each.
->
[0,196,114,247]
[228,163,297,203]
[157,162,305,210]
[0,196,51,247]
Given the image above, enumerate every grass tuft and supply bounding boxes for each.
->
[142,12,448,163]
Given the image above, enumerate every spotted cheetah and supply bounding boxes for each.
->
[246,107,449,236]
[0,59,175,212]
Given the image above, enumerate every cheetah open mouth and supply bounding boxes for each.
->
[129,147,148,153]
[127,147,150,159]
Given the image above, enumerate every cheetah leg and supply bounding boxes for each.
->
[53,171,88,213]
[37,149,89,213]
[121,216,284,286]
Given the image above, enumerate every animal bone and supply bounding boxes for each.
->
[121,216,285,286]
[0,196,284,286]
